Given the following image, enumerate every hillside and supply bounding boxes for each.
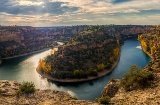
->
[101,26,160,105]
[0,25,89,60]
[37,26,121,81]
[37,25,153,82]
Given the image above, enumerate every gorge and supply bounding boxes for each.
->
[0,39,150,100]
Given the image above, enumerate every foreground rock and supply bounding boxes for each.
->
[102,79,120,98]
[0,80,99,105]
[110,73,160,105]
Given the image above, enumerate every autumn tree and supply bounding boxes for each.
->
[151,45,156,54]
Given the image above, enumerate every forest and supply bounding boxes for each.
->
[37,26,120,79]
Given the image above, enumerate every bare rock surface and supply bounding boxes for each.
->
[0,80,100,105]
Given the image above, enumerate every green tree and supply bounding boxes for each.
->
[120,65,154,91]
[98,96,111,104]
[97,63,105,72]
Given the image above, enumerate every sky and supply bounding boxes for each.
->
[0,0,160,26]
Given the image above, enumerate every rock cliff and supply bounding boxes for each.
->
[0,80,99,105]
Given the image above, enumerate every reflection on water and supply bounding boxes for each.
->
[0,40,150,100]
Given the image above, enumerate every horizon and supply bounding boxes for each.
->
[0,0,160,26]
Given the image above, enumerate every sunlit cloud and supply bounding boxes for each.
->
[17,0,44,6]
[0,0,160,26]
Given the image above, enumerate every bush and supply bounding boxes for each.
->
[98,96,110,104]
[97,63,105,72]
[73,70,87,78]
[120,65,154,91]
[87,69,98,76]
[17,81,36,97]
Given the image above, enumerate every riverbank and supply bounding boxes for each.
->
[2,48,51,60]
[103,35,160,104]
[37,54,120,83]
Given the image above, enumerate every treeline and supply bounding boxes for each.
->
[0,25,152,60]
[38,27,120,79]
[0,25,90,59]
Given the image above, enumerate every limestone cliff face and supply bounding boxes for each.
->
[102,79,120,98]
[0,80,99,105]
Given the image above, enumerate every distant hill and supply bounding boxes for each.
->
[0,25,89,59]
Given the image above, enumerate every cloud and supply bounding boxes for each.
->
[0,0,160,26]
[0,0,79,15]
[122,9,140,13]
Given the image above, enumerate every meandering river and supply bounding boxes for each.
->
[0,40,150,100]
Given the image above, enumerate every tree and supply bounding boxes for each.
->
[73,70,87,78]
[151,45,156,54]
[97,63,105,71]
[98,96,111,104]
[37,59,51,73]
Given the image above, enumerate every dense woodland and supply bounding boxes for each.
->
[37,25,153,79]
[0,25,153,65]
[38,27,120,79]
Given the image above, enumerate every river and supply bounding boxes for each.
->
[0,40,150,100]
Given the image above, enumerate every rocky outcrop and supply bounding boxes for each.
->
[0,80,20,96]
[0,80,100,105]
[101,74,160,105]
[102,79,120,98]
[110,73,160,105]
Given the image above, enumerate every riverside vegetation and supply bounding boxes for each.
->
[0,25,151,64]
[37,25,152,81]
[37,26,121,80]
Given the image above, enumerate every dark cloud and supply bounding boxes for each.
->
[113,0,133,4]
[0,1,79,15]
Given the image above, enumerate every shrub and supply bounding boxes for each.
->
[97,63,105,71]
[87,68,98,76]
[120,65,154,91]
[98,96,110,104]
[73,70,87,78]
[17,81,36,97]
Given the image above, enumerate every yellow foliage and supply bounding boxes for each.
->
[141,40,147,51]
[38,59,51,73]
[151,45,156,54]
[114,48,120,57]
[50,48,58,54]
[109,57,114,63]
[97,63,105,71]
[138,35,143,40]
[44,64,51,73]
